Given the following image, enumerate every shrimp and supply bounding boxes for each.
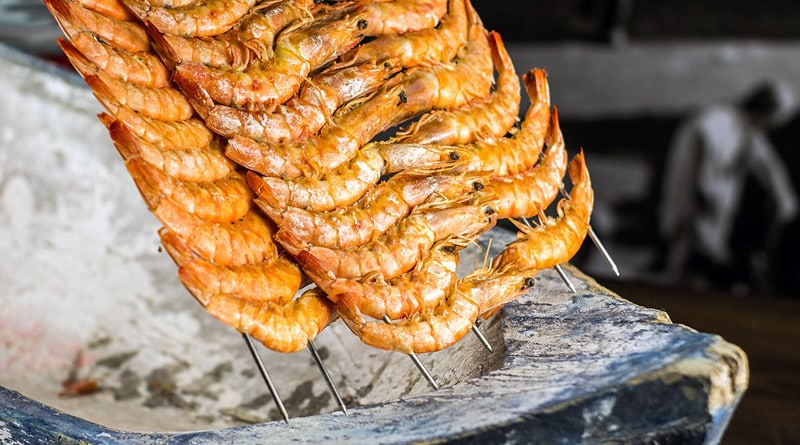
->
[337,0,466,69]
[56,29,168,88]
[159,227,196,267]
[77,0,137,21]
[204,287,336,353]
[153,202,279,266]
[173,5,366,110]
[323,239,462,320]
[256,172,482,249]
[103,116,236,182]
[246,143,385,212]
[204,59,401,142]
[83,71,195,122]
[224,11,492,177]
[492,151,594,273]
[121,0,259,37]
[98,103,214,151]
[359,0,448,37]
[178,255,302,307]
[337,266,529,354]
[289,203,495,281]
[125,158,253,223]
[483,111,568,220]
[392,30,520,147]
[44,0,150,53]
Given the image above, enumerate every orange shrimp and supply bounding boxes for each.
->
[289,203,495,281]
[204,59,401,142]
[246,143,385,212]
[225,12,492,177]
[359,0,448,36]
[104,117,236,183]
[45,0,150,54]
[337,265,529,354]
[84,71,195,122]
[337,0,466,69]
[122,0,259,37]
[492,151,594,273]
[125,158,253,223]
[256,172,482,249]
[483,111,568,220]
[204,287,336,353]
[98,103,214,151]
[56,29,169,88]
[178,255,302,307]
[158,227,196,267]
[173,4,366,110]
[77,0,137,21]
[393,30,520,147]
[153,202,278,267]
[322,239,462,320]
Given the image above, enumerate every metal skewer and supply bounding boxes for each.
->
[307,339,348,415]
[242,333,291,425]
[471,325,493,352]
[382,315,439,390]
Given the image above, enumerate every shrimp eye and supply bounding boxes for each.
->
[357,19,369,30]
[484,206,495,215]
[384,62,391,68]
[472,181,484,191]
[441,245,457,254]
[524,277,536,288]
[398,90,408,104]
[449,151,460,161]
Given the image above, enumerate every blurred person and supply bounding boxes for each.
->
[658,80,798,292]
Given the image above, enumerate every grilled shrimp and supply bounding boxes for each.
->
[323,239,462,320]
[492,152,594,272]
[205,59,401,142]
[246,143,385,212]
[45,0,150,53]
[337,0,466,69]
[225,10,492,177]
[337,266,528,354]
[153,203,279,266]
[289,203,495,281]
[178,255,303,307]
[484,111,568,220]
[106,119,236,183]
[98,103,214,151]
[77,0,137,21]
[204,287,336,353]
[256,172,482,249]
[359,0,448,36]
[125,158,253,223]
[122,0,259,37]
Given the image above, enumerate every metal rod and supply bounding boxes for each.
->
[382,315,439,390]
[471,325,493,352]
[554,264,577,293]
[242,333,291,425]
[308,339,348,415]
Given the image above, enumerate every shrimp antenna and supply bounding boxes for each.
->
[381,315,439,390]
[308,339,349,415]
[242,333,291,425]
[559,184,620,277]
[522,217,577,293]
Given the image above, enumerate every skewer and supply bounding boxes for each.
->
[382,315,439,390]
[471,325,493,352]
[559,186,620,276]
[242,333,291,425]
[307,339,348,415]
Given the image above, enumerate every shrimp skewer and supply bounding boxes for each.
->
[246,143,386,212]
[491,152,594,273]
[290,203,496,281]
[226,9,492,177]
[204,59,401,141]
[205,287,336,353]
[256,172,482,249]
[483,111,567,220]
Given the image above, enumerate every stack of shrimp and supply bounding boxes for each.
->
[44,0,595,355]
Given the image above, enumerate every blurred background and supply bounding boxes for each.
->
[2,0,798,443]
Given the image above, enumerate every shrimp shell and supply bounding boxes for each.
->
[246,143,385,212]
[106,119,236,183]
[205,287,336,353]
[122,0,259,37]
[77,0,137,21]
[256,173,481,249]
[484,110,568,220]
[125,158,253,223]
[492,151,594,273]
[45,0,150,53]
[99,103,214,151]
[153,203,278,267]
[359,0,448,36]
[178,255,302,306]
